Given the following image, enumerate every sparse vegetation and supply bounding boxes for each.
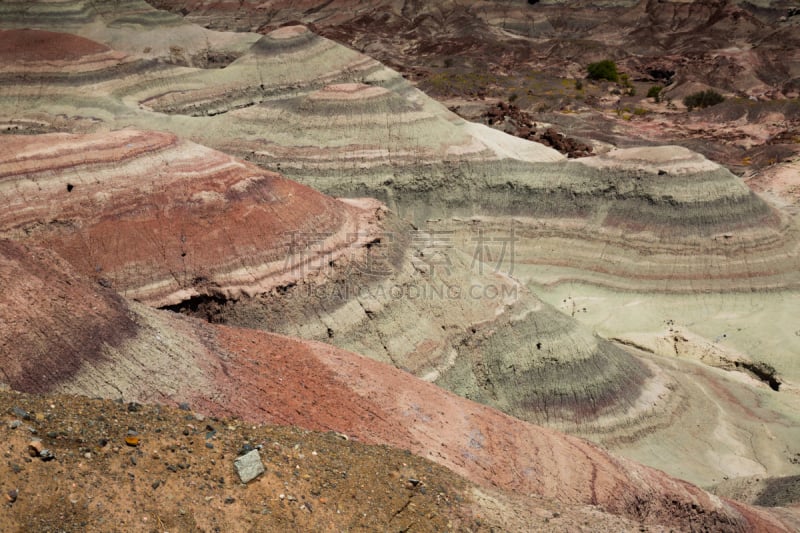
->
[586,60,619,83]
[683,90,725,111]
[647,85,663,102]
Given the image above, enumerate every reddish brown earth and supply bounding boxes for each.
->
[1,3,799,531]
[0,389,481,532]
[0,29,110,62]
[0,240,137,393]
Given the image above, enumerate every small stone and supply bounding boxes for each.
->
[224,497,235,505]
[8,420,21,429]
[178,402,191,411]
[28,439,43,457]
[39,449,55,461]
[205,442,214,449]
[127,402,142,413]
[130,455,138,466]
[84,452,92,459]
[5,489,18,504]
[12,407,31,420]
[125,430,140,447]
[151,480,161,490]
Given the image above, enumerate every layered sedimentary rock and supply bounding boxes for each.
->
[0,131,651,431]
[0,240,794,532]
[0,0,258,65]
[0,10,794,298]
[2,0,800,505]
[0,130,382,307]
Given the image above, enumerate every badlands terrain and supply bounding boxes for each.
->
[1,0,800,531]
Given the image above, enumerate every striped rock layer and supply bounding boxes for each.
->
[0,237,794,532]
[0,131,651,432]
[0,129,380,308]
[0,12,795,293]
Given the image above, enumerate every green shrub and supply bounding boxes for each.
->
[683,90,725,111]
[587,60,619,82]
[647,85,663,102]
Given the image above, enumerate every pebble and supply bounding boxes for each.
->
[5,489,17,504]
[125,430,140,447]
[8,420,21,429]
[224,497,235,505]
[39,449,55,461]
[28,439,43,457]
[179,402,191,411]
[151,480,161,490]
[12,407,31,420]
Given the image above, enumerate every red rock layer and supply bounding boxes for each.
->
[200,325,788,532]
[0,130,378,307]
[0,29,109,62]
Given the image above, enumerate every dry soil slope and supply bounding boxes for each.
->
[0,238,795,532]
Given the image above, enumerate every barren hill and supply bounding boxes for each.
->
[1,1,800,530]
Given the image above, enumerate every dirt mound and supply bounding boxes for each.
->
[0,389,479,532]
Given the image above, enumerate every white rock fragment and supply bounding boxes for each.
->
[234,449,265,484]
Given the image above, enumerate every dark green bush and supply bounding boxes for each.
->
[647,85,663,101]
[683,90,725,111]
[586,60,619,82]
